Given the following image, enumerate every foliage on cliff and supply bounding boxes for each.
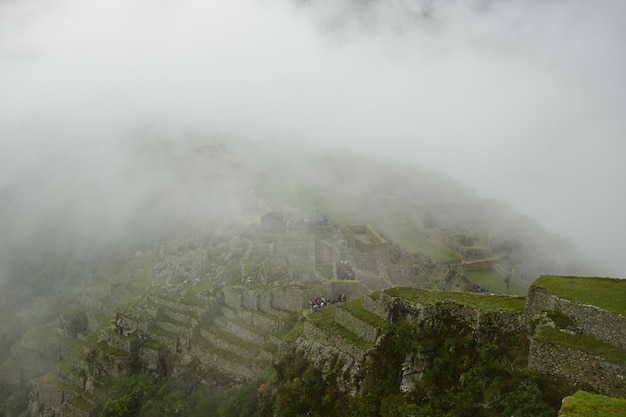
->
[99,374,190,417]
[87,313,575,417]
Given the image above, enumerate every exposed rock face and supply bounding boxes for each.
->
[297,321,367,395]
[298,278,626,404]
[528,338,626,398]
[524,280,626,398]
[525,284,626,349]
[9,216,622,416]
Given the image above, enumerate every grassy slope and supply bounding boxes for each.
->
[384,286,526,312]
[533,276,626,315]
[466,269,527,296]
[534,326,626,366]
[559,391,626,417]
[307,303,374,351]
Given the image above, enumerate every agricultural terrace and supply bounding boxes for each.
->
[466,269,527,296]
[532,276,626,316]
[384,287,526,312]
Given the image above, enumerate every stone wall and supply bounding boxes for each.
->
[58,311,89,339]
[138,345,166,373]
[28,379,89,417]
[296,337,363,395]
[90,345,133,378]
[258,291,273,312]
[236,308,281,332]
[214,316,265,345]
[271,235,315,269]
[462,260,494,271]
[342,225,389,268]
[20,329,75,363]
[324,280,366,302]
[356,269,394,293]
[335,307,379,343]
[385,294,527,336]
[528,338,626,399]
[98,329,139,354]
[200,328,257,359]
[525,286,626,349]
[363,294,390,321]
[243,291,260,310]
[302,320,367,360]
[224,288,243,309]
[147,293,202,316]
[298,320,369,394]
[271,288,305,312]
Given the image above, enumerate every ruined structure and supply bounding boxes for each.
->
[4,217,473,416]
[3,212,619,416]
[524,276,626,398]
[298,276,626,401]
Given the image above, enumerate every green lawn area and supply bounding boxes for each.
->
[341,298,389,330]
[559,391,626,417]
[384,286,526,312]
[466,269,527,296]
[532,276,626,316]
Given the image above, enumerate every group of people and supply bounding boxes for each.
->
[310,297,329,311]
[309,293,348,312]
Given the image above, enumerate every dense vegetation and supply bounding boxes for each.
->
[94,318,571,417]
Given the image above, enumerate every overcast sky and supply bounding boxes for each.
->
[1,0,625,276]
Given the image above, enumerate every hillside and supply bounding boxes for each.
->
[0,145,606,416]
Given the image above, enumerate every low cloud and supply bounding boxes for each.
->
[1,0,625,276]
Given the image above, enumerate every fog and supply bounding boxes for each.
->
[1,0,625,277]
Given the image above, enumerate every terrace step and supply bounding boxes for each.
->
[189,335,263,382]
[151,316,191,336]
[146,292,201,317]
[198,324,259,360]
[213,313,267,345]
[58,361,87,390]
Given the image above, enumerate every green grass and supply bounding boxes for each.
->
[262,342,279,355]
[41,372,93,400]
[384,286,526,312]
[149,325,181,340]
[67,396,94,412]
[275,318,304,342]
[533,276,626,316]
[59,359,86,378]
[142,340,165,350]
[200,324,261,354]
[191,334,253,367]
[96,340,128,357]
[341,298,389,330]
[385,230,458,260]
[534,326,626,366]
[25,322,61,338]
[307,304,374,351]
[157,308,194,327]
[466,269,527,296]
[559,391,626,417]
